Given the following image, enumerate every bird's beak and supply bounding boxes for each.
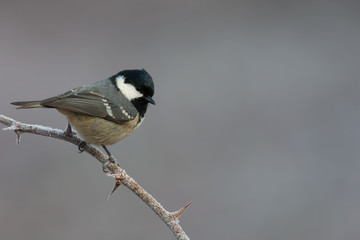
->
[145,97,156,105]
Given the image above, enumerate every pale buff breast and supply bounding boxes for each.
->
[58,109,140,146]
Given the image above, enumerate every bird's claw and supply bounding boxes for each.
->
[102,156,115,173]
[78,141,87,153]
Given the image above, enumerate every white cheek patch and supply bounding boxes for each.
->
[116,75,143,100]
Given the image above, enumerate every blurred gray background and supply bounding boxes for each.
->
[1,0,360,239]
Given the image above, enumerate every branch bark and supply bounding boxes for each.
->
[0,114,190,240]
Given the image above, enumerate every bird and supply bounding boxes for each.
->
[11,69,155,169]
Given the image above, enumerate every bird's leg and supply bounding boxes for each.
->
[78,141,87,153]
[102,145,115,173]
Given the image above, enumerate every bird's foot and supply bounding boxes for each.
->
[78,141,87,153]
[102,156,116,173]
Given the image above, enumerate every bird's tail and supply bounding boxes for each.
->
[11,101,45,109]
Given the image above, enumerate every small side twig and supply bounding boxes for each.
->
[0,114,190,240]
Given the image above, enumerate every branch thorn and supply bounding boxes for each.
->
[15,129,22,145]
[106,174,124,200]
[171,201,192,221]
[3,124,22,144]
[64,122,73,136]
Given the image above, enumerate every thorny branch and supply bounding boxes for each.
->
[0,114,191,240]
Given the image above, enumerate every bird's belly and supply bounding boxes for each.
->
[59,110,139,146]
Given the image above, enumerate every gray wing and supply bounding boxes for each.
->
[40,82,138,123]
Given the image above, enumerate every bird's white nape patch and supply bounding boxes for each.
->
[116,75,143,100]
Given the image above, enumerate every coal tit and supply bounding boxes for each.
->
[11,69,155,163]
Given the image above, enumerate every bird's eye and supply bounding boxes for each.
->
[137,86,144,92]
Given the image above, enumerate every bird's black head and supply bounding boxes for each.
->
[112,69,155,117]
